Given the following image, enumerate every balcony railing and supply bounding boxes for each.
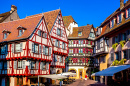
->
[68,53,92,56]
[68,44,92,48]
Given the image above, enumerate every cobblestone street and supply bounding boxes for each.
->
[66,79,106,86]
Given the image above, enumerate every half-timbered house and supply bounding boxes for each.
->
[0,13,52,86]
[68,24,96,79]
[26,9,68,74]
[93,0,130,84]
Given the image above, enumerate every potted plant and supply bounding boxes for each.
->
[112,43,118,50]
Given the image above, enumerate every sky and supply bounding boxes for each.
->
[0,0,127,27]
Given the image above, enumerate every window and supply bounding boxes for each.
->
[43,62,46,70]
[100,56,105,63]
[78,31,82,36]
[18,61,22,69]
[115,36,118,43]
[97,40,100,50]
[123,50,127,59]
[31,61,36,69]
[111,53,114,61]
[79,40,81,44]
[127,8,130,18]
[45,47,48,55]
[15,43,21,52]
[118,14,122,24]
[122,33,126,40]
[57,28,61,36]
[3,33,7,39]
[1,45,7,54]
[19,29,22,36]
[116,51,121,61]
[62,42,65,49]
[34,44,38,53]
[111,19,114,28]
[38,30,41,36]
[4,62,7,69]
[59,56,63,63]
[58,19,61,24]
[40,62,46,70]
[55,39,59,47]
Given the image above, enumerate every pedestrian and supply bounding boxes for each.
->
[85,75,87,80]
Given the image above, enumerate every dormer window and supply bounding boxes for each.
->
[4,33,7,39]
[126,8,130,19]
[19,29,22,36]
[117,14,122,24]
[110,19,114,28]
[2,30,11,39]
[78,31,82,36]
[17,26,27,37]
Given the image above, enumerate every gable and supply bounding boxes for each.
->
[50,11,68,42]
[88,28,95,40]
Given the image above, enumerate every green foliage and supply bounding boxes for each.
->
[119,40,126,48]
[78,53,83,55]
[112,60,119,66]
[118,59,127,65]
[112,43,118,50]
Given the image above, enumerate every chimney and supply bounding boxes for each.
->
[11,5,17,11]
[120,0,124,10]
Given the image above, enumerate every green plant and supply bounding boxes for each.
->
[112,60,119,66]
[119,40,126,48]
[118,59,127,65]
[78,53,83,55]
[112,43,118,50]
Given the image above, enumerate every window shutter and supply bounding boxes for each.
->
[36,61,39,69]
[45,33,47,38]
[63,57,64,63]
[14,61,17,69]
[39,44,41,54]
[65,43,66,50]
[40,62,43,70]
[22,61,26,69]
[43,45,45,54]
[20,43,23,52]
[12,44,14,53]
[57,28,58,35]
[59,41,60,48]
[55,40,57,46]
[28,61,31,69]
[61,30,63,36]
[32,43,34,53]
[7,61,9,69]
[55,55,57,62]
[46,63,49,70]
[49,47,51,56]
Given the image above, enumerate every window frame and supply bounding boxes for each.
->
[3,33,7,39]
[78,31,82,36]
[45,46,49,55]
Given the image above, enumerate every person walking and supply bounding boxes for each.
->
[85,75,87,80]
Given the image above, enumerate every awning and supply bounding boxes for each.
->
[93,65,130,76]
[57,72,76,76]
[28,74,67,80]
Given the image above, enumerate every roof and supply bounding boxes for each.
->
[100,0,130,27]
[0,15,43,42]
[26,9,61,32]
[0,11,11,23]
[94,65,130,76]
[68,24,93,39]
[63,15,76,28]
[96,1,130,40]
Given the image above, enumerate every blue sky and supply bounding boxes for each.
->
[0,0,127,27]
